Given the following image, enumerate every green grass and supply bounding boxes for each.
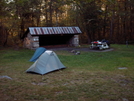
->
[0,44,134,101]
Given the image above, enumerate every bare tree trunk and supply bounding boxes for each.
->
[110,10,114,42]
[103,5,108,38]
[49,0,53,26]
[3,29,8,47]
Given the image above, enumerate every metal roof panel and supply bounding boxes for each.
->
[28,27,81,35]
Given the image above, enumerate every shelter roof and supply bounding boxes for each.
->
[28,27,82,35]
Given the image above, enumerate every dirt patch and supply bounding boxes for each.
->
[48,47,114,52]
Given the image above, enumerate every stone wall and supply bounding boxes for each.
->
[23,33,39,49]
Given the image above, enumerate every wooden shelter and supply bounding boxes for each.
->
[23,27,82,49]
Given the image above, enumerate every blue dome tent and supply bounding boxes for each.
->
[27,50,66,75]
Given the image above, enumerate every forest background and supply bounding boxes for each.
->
[0,0,134,47]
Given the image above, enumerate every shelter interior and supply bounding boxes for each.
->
[39,34,74,47]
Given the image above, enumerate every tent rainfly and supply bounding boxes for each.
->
[26,50,66,75]
[29,47,46,62]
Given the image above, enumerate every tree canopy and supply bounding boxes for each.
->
[0,0,134,46]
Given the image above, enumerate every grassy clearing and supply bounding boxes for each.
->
[0,45,134,101]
